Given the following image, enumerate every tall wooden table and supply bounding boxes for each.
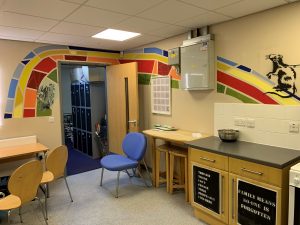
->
[143,129,207,186]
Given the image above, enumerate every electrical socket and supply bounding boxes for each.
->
[289,121,299,133]
[234,117,246,127]
[246,118,255,128]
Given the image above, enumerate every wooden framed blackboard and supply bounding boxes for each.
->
[193,165,220,214]
[237,179,277,225]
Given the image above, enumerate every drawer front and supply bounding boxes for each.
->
[190,148,228,171]
[229,157,282,187]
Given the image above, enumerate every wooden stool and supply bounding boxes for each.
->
[155,144,170,192]
[169,148,188,202]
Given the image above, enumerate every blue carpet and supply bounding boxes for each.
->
[66,144,101,176]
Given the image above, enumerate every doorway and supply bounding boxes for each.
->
[59,63,108,176]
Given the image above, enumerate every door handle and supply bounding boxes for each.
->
[221,175,224,214]
[128,120,137,126]
[232,178,235,220]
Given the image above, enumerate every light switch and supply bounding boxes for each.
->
[289,121,299,133]
[48,116,55,123]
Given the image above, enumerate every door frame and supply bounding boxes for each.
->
[57,61,108,146]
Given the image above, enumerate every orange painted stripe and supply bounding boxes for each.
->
[87,56,119,65]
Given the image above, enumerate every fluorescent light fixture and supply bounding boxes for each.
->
[92,29,140,41]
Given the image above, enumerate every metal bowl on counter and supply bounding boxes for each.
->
[218,129,239,142]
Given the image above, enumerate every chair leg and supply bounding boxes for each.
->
[45,184,48,220]
[64,176,73,202]
[100,168,104,186]
[125,170,132,178]
[115,171,121,198]
[136,167,150,187]
[184,157,188,202]
[142,159,152,186]
[19,207,23,223]
[7,210,11,225]
[166,152,169,193]
[35,197,48,225]
[46,183,50,198]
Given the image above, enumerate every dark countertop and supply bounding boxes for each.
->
[186,136,300,169]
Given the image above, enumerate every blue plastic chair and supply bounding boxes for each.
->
[100,132,151,197]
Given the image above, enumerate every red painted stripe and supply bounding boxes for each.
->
[217,71,278,104]
[158,62,171,75]
[34,57,56,73]
[65,55,87,61]
[27,70,47,89]
[119,59,154,74]
[23,109,35,117]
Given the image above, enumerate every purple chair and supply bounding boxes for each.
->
[100,132,151,197]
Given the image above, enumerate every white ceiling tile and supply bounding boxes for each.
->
[37,32,84,44]
[0,12,58,31]
[86,0,164,15]
[50,22,105,37]
[2,0,79,20]
[146,24,189,38]
[0,26,44,39]
[65,6,129,27]
[178,0,242,10]
[113,17,168,33]
[0,0,5,10]
[61,0,87,4]
[0,36,36,42]
[138,0,207,24]
[175,11,232,28]
[215,0,287,18]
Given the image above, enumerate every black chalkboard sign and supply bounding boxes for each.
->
[238,180,277,225]
[193,165,220,214]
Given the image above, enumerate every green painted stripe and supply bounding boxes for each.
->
[225,87,258,104]
[217,83,225,93]
[171,80,179,89]
[138,73,151,85]
[48,69,57,83]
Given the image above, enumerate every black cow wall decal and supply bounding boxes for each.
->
[265,54,299,98]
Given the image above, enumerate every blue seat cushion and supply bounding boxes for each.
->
[100,155,138,171]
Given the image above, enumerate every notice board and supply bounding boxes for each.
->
[237,179,277,225]
[193,165,220,214]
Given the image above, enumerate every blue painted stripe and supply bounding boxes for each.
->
[163,50,168,57]
[252,70,274,85]
[12,63,25,79]
[217,56,237,66]
[124,48,144,54]
[34,45,69,54]
[237,65,251,73]
[4,113,12,119]
[144,47,162,55]
[24,51,35,60]
[5,99,14,112]
[8,79,18,98]
[22,60,30,65]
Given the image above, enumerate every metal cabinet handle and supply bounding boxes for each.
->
[221,175,224,214]
[199,156,216,163]
[231,178,235,220]
[241,168,263,176]
[128,120,137,123]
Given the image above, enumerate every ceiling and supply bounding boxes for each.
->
[0,0,297,51]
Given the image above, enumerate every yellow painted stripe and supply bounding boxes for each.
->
[38,50,71,59]
[217,62,231,72]
[13,87,23,118]
[19,56,41,93]
[220,65,299,105]
[123,53,168,63]
[85,51,120,59]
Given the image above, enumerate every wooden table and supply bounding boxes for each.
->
[0,143,48,160]
[0,143,48,177]
[143,129,207,186]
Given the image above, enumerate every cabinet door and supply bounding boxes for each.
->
[86,108,91,132]
[76,108,81,129]
[77,130,82,151]
[73,128,78,149]
[229,174,281,225]
[71,84,75,106]
[85,83,90,107]
[87,132,93,156]
[81,131,87,154]
[81,108,86,130]
[75,84,80,106]
[191,162,229,224]
[80,83,85,107]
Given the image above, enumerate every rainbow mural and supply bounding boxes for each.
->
[217,56,300,105]
[4,45,180,119]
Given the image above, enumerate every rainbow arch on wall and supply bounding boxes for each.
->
[217,56,300,105]
[4,45,180,119]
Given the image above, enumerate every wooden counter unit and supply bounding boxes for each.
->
[186,137,300,225]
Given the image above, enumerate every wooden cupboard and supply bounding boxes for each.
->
[189,147,293,225]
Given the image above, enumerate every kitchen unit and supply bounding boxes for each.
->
[186,137,300,225]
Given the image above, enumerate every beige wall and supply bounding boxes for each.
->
[139,2,300,136]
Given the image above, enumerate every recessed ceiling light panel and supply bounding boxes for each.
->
[92,29,141,41]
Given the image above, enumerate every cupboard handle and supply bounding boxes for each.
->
[199,156,215,163]
[241,168,263,176]
[231,178,235,220]
[221,175,224,214]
